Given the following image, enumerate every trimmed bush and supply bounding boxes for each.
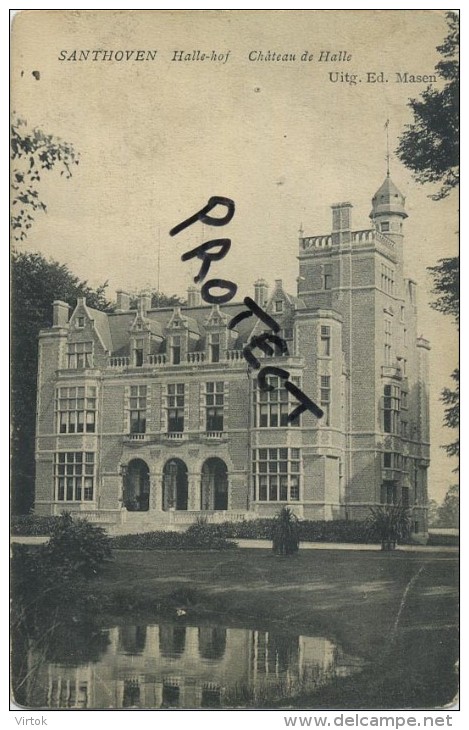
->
[11,514,62,536]
[111,527,236,551]
[213,518,374,544]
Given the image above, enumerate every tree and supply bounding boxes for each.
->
[11,116,79,241]
[435,484,459,528]
[11,251,113,514]
[396,12,459,200]
[396,12,459,466]
[428,256,459,461]
[129,291,185,309]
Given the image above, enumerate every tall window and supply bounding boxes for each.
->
[206,382,224,431]
[130,385,147,434]
[171,336,181,365]
[167,384,184,432]
[57,386,96,434]
[253,376,300,427]
[383,384,400,434]
[134,338,144,367]
[320,375,331,426]
[55,452,94,502]
[324,266,332,290]
[384,319,392,365]
[209,333,220,363]
[67,341,92,369]
[381,265,395,295]
[320,326,331,356]
[253,448,301,502]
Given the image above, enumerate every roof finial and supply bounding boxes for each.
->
[384,118,390,176]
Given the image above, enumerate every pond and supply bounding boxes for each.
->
[16,619,365,709]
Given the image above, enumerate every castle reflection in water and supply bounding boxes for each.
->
[25,623,362,709]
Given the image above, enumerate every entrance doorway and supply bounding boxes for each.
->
[125,459,150,511]
[162,459,188,510]
[201,458,228,510]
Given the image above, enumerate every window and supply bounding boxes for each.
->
[67,341,92,369]
[209,333,220,363]
[253,376,300,427]
[77,316,85,328]
[381,222,390,232]
[134,338,144,367]
[253,448,301,502]
[402,487,410,509]
[381,481,397,505]
[167,383,184,432]
[275,300,283,313]
[383,452,401,469]
[320,326,331,356]
[324,274,332,290]
[206,382,224,432]
[401,420,408,438]
[320,375,331,426]
[381,265,395,295]
[57,386,96,434]
[384,319,392,365]
[130,385,147,433]
[55,452,94,501]
[171,336,181,365]
[383,384,400,434]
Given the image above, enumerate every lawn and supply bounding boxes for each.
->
[91,546,458,709]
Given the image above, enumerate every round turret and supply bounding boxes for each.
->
[370,175,408,220]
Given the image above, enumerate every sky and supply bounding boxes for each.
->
[11,9,459,501]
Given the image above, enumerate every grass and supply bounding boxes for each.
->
[88,546,458,709]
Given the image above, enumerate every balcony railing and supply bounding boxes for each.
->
[126,433,146,441]
[164,432,185,440]
[204,431,225,440]
[109,356,130,368]
[187,352,205,364]
[148,354,167,365]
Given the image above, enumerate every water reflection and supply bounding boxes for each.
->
[19,621,363,709]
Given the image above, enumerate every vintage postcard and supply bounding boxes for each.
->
[11,10,459,714]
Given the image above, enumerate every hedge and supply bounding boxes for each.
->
[215,519,376,544]
[111,524,237,551]
[11,515,62,536]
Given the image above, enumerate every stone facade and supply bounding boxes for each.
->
[35,176,430,534]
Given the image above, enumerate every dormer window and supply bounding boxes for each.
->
[77,316,85,328]
[210,333,220,363]
[275,300,284,313]
[134,338,144,367]
[172,336,181,365]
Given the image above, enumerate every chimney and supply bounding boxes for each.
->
[187,286,201,307]
[53,300,70,328]
[116,290,130,312]
[331,202,353,232]
[254,279,269,307]
[138,292,152,314]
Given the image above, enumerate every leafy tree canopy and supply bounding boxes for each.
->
[396,11,459,200]
[11,251,112,514]
[129,290,185,309]
[11,116,79,241]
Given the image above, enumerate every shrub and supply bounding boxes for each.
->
[11,514,62,536]
[45,512,112,577]
[111,526,236,551]
[366,504,412,550]
[272,507,300,555]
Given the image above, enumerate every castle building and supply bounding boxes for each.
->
[35,176,430,535]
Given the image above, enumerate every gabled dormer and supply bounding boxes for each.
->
[67,297,111,369]
[203,305,230,363]
[165,307,200,365]
[129,296,164,367]
[249,280,296,354]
